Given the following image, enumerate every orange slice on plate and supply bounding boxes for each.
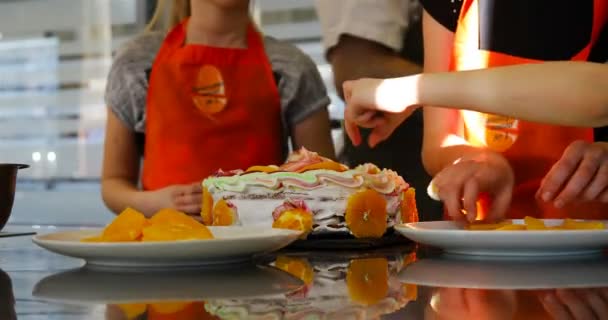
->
[345,189,387,238]
[212,199,238,226]
[346,258,389,306]
[150,208,206,229]
[98,207,148,242]
[272,208,313,238]
[141,223,213,241]
[274,255,314,285]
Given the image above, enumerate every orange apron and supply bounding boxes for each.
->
[142,20,283,190]
[452,0,608,219]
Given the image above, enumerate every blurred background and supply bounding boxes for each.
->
[0,0,344,227]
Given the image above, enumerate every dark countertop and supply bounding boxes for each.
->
[2,225,608,320]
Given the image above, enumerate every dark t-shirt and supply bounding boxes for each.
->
[420,0,608,140]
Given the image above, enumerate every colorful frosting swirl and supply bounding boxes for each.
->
[203,149,408,195]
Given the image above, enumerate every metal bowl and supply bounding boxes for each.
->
[0,164,28,231]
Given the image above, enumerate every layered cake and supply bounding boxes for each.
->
[201,148,418,238]
[204,251,417,319]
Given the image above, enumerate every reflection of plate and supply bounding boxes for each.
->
[33,265,303,304]
[33,227,301,268]
[395,220,608,257]
[400,256,608,289]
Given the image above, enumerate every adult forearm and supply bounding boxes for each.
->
[420,62,608,127]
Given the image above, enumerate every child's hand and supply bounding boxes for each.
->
[343,77,420,148]
[150,183,202,215]
[430,152,514,222]
[538,141,608,208]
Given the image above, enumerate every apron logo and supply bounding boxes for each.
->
[192,65,227,115]
[464,111,519,152]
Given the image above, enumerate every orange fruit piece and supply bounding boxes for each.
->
[346,258,389,306]
[561,219,605,230]
[101,207,148,242]
[402,283,418,301]
[81,236,104,242]
[275,255,314,285]
[148,301,213,320]
[297,161,348,172]
[150,208,206,230]
[116,303,147,319]
[345,189,388,238]
[466,221,510,230]
[272,209,313,238]
[201,187,214,225]
[524,216,547,230]
[245,165,279,173]
[212,199,237,226]
[142,223,214,241]
[401,188,419,223]
[495,224,527,231]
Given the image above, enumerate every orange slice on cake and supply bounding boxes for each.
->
[297,160,348,173]
[275,255,314,285]
[115,303,147,320]
[212,199,238,226]
[272,208,313,238]
[345,189,388,238]
[400,188,419,223]
[201,187,214,225]
[346,258,389,306]
[245,165,280,173]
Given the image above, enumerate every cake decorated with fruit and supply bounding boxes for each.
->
[201,148,418,239]
[204,251,417,319]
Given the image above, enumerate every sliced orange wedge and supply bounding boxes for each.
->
[345,189,387,238]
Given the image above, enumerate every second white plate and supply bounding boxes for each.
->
[395,220,608,257]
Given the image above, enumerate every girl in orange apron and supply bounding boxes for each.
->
[101,0,334,217]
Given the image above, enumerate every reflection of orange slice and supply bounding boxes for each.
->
[275,255,314,285]
[148,302,213,320]
[212,199,237,226]
[116,303,147,320]
[99,207,148,242]
[192,65,227,115]
[272,209,313,238]
[245,165,280,173]
[346,258,389,306]
[402,283,418,301]
[201,187,213,225]
[345,189,387,238]
[297,161,348,172]
[400,188,419,223]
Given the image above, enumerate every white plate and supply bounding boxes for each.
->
[395,220,608,257]
[32,226,301,268]
[400,256,608,289]
[33,265,303,304]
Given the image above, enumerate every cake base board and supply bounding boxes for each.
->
[287,229,411,250]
